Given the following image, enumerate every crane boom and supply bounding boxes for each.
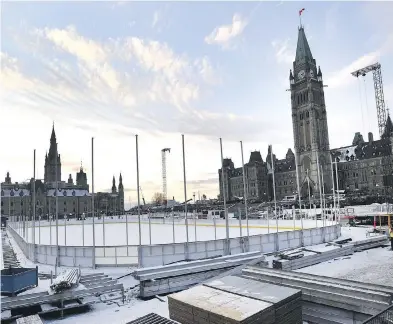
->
[351,62,387,137]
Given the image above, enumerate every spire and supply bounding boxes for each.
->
[382,114,393,138]
[51,122,56,143]
[295,27,314,65]
[119,173,124,191]
[112,175,117,193]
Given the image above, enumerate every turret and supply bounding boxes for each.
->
[118,173,124,192]
[112,176,117,194]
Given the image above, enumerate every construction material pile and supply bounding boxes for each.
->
[49,268,81,294]
[134,252,267,298]
[168,275,302,324]
[242,267,393,323]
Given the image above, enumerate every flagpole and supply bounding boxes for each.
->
[55,148,59,268]
[294,150,303,230]
[91,137,96,268]
[136,135,142,247]
[270,146,278,233]
[330,154,336,223]
[220,138,230,254]
[316,153,323,226]
[334,160,340,223]
[33,149,36,247]
[240,141,249,238]
[182,134,190,253]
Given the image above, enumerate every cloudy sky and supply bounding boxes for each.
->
[1,1,393,207]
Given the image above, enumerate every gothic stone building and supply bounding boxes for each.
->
[219,26,393,202]
[1,125,125,218]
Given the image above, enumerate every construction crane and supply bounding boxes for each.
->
[161,148,171,206]
[351,63,392,190]
[351,62,387,137]
[139,186,146,205]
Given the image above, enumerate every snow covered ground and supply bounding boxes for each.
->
[10,218,329,246]
[5,225,392,324]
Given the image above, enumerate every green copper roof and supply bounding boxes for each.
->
[295,27,313,64]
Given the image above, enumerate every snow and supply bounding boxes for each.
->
[13,217,328,246]
[5,213,393,324]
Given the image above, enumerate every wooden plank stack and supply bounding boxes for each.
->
[168,276,302,324]
[205,276,302,324]
[49,268,81,294]
[16,314,43,324]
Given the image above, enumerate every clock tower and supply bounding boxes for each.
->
[290,26,332,198]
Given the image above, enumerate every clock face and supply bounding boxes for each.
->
[298,70,305,80]
[309,70,314,78]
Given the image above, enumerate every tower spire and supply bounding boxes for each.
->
[295,26,314,65]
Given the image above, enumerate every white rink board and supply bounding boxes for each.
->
[20,217,327,246]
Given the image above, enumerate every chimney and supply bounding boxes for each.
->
[368,132,373,143]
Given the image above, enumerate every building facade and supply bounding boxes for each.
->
[218,25,393,203]
[1,125,125,218]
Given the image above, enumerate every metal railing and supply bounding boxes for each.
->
[362,305,393,323]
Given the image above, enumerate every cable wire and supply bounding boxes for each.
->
[363,77,371,133]
[357,78,366,137]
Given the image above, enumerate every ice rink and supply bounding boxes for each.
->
[14,216,329,246]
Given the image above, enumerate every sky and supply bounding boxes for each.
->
[1,1,393,208]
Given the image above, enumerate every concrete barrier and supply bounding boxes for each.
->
[138,225,341,267]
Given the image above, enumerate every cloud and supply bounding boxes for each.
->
[205,14,248,50]
[271,38,293,64]
[326,33,393,89]
[152,11,161,29]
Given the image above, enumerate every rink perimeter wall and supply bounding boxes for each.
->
[138,225,341,267]
[7,224,341,268]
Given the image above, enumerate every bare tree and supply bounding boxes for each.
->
[152,192,164,205]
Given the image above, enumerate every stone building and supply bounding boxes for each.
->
[218,25,393,202]
[218,151,269,202]
[1,125,125,218]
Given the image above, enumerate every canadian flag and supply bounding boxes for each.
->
[299,8,305,16]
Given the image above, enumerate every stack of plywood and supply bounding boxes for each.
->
[206,276,302,324]
[168,276,302,324]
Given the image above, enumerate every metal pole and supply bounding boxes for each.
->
[330,154,336,224]
[294,150,303,230]
[102,207,105,247]
[172,208,175,243]
[55,152,59,258]
[220,138,230,254]
[240,141,249,238]
[334,161,340,224]
[270,146,278,233]
[306,169,313,221]
[182,135,190,249]
[64,213,67,246]
[33,149,36,246]
[125,199,129,252]
[321,165,326,227]
[148,212,152,245]
[82,208,85,246]
[238,206,243,237]
[49,200,52,245]
[316,153,323,227]
[91,137,96,268]
[213,216,217,240]
[136,135,142,246]
[193,194,197,242]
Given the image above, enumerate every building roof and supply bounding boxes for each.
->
[46,189,91,197]
[1,188,31,197]
[331,138,391,163]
